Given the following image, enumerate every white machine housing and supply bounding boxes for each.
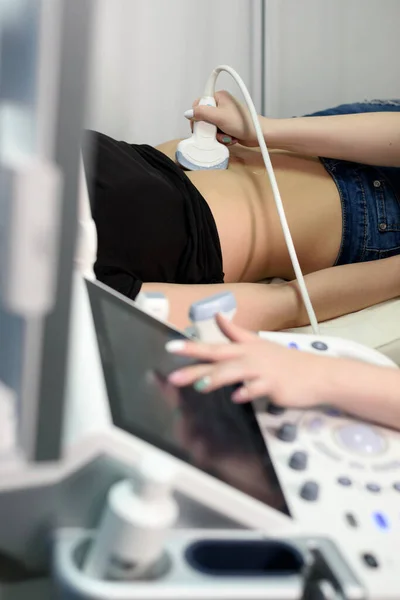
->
[189,291,400,600]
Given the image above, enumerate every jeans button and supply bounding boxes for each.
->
[373,180,382,188]
[379,222,387,231]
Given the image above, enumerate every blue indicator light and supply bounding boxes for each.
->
[373,512,389,529]
[288,342,299,349]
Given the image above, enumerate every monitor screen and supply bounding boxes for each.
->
[86,280,290,515]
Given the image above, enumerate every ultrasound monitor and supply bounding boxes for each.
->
[0,0,93,462]
[86,279,290,516]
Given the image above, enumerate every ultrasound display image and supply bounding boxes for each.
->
[150,372,288,512]
[87,281,290,515]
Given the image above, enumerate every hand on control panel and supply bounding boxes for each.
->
[166,314,400,431]
[167,314,331,407]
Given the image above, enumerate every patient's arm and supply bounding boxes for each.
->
[142,255,400,332]
[285,254,400,328]
[141,281,293,331]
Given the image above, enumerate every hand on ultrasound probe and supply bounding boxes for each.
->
[166,314,400,430]
[186,90,259,147]
[186,90,400,167]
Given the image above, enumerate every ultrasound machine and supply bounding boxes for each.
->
[0,1,399,599]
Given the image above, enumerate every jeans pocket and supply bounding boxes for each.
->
[372,171,400,231]
[378,246,400,258]
[366,172,400,257]
[363,246,400,261]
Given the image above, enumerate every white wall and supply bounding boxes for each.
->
[86,0,262,145]
[264,0,400,117]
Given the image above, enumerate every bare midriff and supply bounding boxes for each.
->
[156,141,342,283]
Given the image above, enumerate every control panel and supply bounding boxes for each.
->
[256,405,400,597]
[258,330,396,368]
[189,291,400,599]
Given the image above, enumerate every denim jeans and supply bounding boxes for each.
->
[306,101,400,264]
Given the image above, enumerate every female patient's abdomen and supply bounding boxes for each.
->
[187,148,342,281]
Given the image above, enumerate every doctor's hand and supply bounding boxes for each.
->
[166,314,335,408]
[187,91,261,147]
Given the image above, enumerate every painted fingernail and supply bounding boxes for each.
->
[166,340,186,353]
[168,371,185,384]
[184,109,194,119]
[232,387,249,402]
[222,135,232,143]
[194,376,211,392]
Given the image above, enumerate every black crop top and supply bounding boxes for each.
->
[82,131,224,300]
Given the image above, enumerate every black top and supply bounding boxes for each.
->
[82,131,224,300]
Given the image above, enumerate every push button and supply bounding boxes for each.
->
[366,483,381,493]
[393,482,400,492]
[300,481,319,501]
[336,424,386,455]
[373,512,389,529]
[307,417,324,432]
[277,422,297,442]
[345,513,358,527]
[311,341,328,351]
[337,476,352,487]
[362,553,379,569]
[289,451,308,471]
[324,408,342,417]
